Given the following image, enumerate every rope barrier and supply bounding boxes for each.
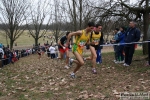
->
[100,41,150,47]
[43,40,150,54]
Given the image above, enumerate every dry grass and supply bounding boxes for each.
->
[0,50,150,100]
[0,30,54,48]
[0,30,114,49]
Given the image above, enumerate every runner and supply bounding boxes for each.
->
[58,32,71,69]
[67,22,95,78]
[85,24,103,74]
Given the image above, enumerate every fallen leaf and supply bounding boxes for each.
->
[112,90,119,95]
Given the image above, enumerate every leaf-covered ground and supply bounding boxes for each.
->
[0,50,150,100]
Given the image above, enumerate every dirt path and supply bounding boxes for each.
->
[0,49,149,100]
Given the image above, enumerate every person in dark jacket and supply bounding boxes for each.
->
[111,28,120,63]
[96,25,104,64]
[124,21,141,66]
[115,26,125,63]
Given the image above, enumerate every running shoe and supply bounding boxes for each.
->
[69,58,73,66]
[92,68,97,74]
[123,63,130,67]
[64,65,69,69]
[70,73,75,78]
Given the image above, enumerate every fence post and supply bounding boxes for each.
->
[148,40,150,65]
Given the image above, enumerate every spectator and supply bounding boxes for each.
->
[54,43,59,58]
[18,50,21,58]
[16,50,20,60]
[26,49,29,56]
[47,46,50,57]
[47,41,49,45]
[96,25,104,64]
[0,47,4,59]
[124,21,141,66]
[41,46,46,55]
[111,28,120,63]
[49,45,56,59]
[11,49,18,63]
[32,48,35,54]
[37,48,42,60]
[115,26,125,63]
[0,43,3,48]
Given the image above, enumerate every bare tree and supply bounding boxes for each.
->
[66,0,77,31]
[92,0,150,54]
[120,0,150,54]
[50,0,70,43]
[0,0,29,49]
[26,0,52,46]
[66,0,96,31]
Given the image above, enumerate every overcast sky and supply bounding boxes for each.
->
[0,0,140,24]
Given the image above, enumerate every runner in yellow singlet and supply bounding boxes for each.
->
[85,24,103,74]
[66,22,95,78]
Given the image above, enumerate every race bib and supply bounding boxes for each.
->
[79,40,86,48]
[93,38,100,45]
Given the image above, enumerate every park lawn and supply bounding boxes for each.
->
[0,30,114,49]
[0,30,54,47]
[0,50,150,100]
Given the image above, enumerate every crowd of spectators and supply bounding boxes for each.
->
[0,42,61,67]
[0,43,37,67]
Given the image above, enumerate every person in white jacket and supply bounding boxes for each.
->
[0,48,4,59]
[49,45,56,59]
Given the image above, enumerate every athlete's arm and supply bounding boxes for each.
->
[86,39,90,45]
[66,30,82,45]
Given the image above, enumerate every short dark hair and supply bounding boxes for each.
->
[115,28,119,31]
[95,24,102,28]
[87,22,95,27]
[120,26,125,31]
[130,20,137,25]
[66,31,70,36]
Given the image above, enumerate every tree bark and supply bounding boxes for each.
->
[55,31,58,43]
[6,34,8,47]
[73,0,77,31]
[142,11,150,55]
[79,0,82,30]
[10,39,14,50]
[35,37,38,46]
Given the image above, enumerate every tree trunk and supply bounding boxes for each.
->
[10,31,14,50]
[142,12,149,55]
[147,25,150,40]
[6,34,8,46]
[10,39,14,50]
[55,31,58,43]
[79,0,82,30]
[35,38,38,46]
[73,0,77,31]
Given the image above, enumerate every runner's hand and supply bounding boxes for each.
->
[90,42,95,45]
[63,46,66,49]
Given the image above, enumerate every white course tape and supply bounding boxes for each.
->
[100,41,150,47]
